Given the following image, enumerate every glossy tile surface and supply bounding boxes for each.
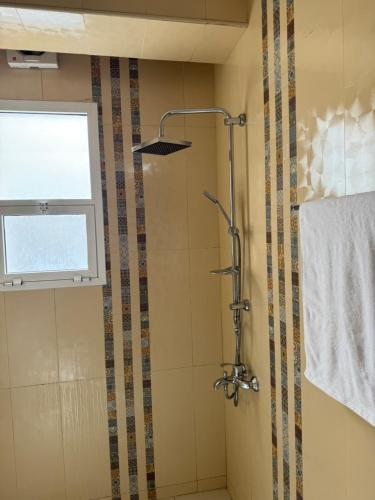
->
[0,389,17,500]
[190,249,222,366]
[153,368,196,487]
[186,127,218,250]
[60,379,111,500]
[148,250,192,370]
[5,290,58,387]
[193,366,226,479]
[55,286,106,381]
[0,294,9,388]
[12,384,66,500]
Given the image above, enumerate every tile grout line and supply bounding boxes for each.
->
[182,61,195,373]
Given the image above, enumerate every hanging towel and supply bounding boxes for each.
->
[300,191,375,426]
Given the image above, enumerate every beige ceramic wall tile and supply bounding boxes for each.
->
[189,249,222,366]
[148,249,192,371]
[142,126,189,251]
[193,365,226,479]
[295,0,345,201]
[0,389,17,500]
[346,411,375,500]
[205,0,248,23]
[186,127,219,250]
[192,25,245,64]
[84,14,147,59]
[183,63,215,128]
[198,476,226,492]
[139,60,185,127]
[60,378,111,500]
[5,290,58,387]
[41,53,92,101]
[12,384,66,500]
[55,286,106,381]
[153,368,196,487]
[0,51,42,100]
[343,0,375,89]
[145,0,205,19]
[303,453,348,500]
[0,294,9,388]
[302,380,349,466]
[142,20,205,62]
[157,481,197,498]
[82,0,145,14]
[343,86,375,196]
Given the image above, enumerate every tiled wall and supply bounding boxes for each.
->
[0,52,225,500]
[214,0,375,499]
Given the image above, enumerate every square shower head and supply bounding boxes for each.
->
[132,137,192,156]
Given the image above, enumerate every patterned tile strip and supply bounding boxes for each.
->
[286,1,303,498]
[272,0,290,498]
[261,2,279,499]
[128,58,157,500]
[109,56,139,500]
[91,55,122,500]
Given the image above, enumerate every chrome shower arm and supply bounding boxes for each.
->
[159,107,231,136]
[159,107,240,137]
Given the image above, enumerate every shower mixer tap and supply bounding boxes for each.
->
[214,364,259,406]
[132,106,259,406]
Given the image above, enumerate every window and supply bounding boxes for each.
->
[0,100,105,290]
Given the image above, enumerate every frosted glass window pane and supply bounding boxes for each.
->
[0,112,92,200]
[3,215,88,273]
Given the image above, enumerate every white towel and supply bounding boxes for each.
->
[300,191,375,426]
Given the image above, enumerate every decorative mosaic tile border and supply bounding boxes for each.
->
[272,0,290,498]
[109,56,140,500]
[91,55,122,500]
[128,58,156,499]
[286,1,303,499]
[261,2,279,499]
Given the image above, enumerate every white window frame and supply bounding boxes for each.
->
[0,99,106,291]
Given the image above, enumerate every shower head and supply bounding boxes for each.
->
[132,137,192,156]
[203,190,219,205]
[202,191,232,227]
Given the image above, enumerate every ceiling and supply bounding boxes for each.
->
[0,6,247,63]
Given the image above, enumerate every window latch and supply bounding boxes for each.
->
[73,275,91,283]
[39,202,48,214]
[3,278,23,287]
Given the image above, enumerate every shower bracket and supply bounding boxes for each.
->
[224,113,247,127]
[229,299,251,312]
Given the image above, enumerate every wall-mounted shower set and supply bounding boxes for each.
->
[133,107,259,406]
